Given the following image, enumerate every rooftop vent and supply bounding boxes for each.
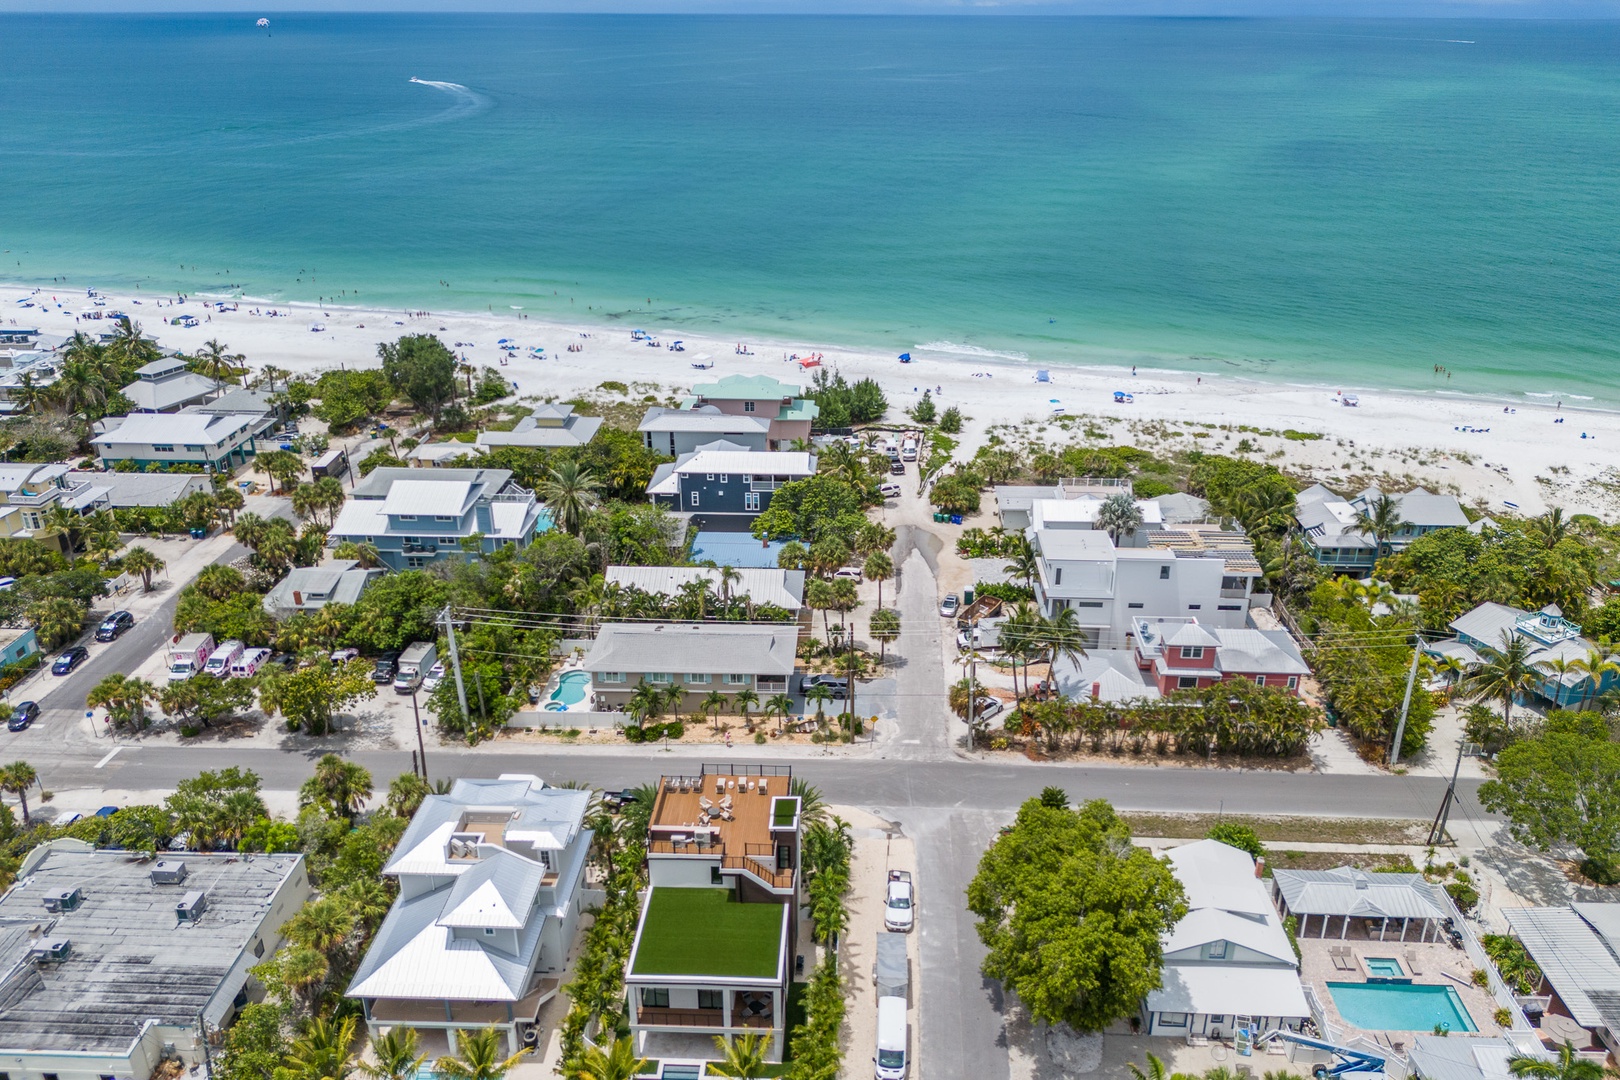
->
[150,860,188,886]
[28,938,71,964]
[42,887,83,913]
[447,833,484,861]
[176,891,208,922]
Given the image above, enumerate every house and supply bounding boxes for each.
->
[1294,484,1470,572]
[683,374,819,449]
[1132,617,1309,695]
[1426,602,1620,709]
[1028,525,1260,648]
[408,441,483,467]
[1501,903,1620,1058]
[1153,492,1213,525]
[262,560,386,618]
[328,467,551,571]
[639,406,773,456]
[1407,1035,1554,1080]
[0,841,308,1080]
[65,469,213,509]
[477,404,604,450]
[90,411,265,471]
[582,623,797,710]
[645,442,816,526]
[626,767,800,1062]
[1031,493,1164,546]
[119,355,220,413]
[189,386,286,429]
[0,627,41,672]
[0,463,107,552]
[1050,649,1161,702]
[348,775,592,1055]
[1142,840,1308,1039]
[992,477,1136,531]
[604,565,809,631]
[1272,866,1451,942]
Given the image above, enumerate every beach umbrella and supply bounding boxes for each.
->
[898,353,911,362]
[498,338,512,344]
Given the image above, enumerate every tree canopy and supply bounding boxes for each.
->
[1479,721,1620,884]
[966,797,1186,1032]
[379,334,458,422]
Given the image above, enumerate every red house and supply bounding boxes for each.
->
[1132,617,1307,696]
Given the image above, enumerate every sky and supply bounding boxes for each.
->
[2,0,1617,15]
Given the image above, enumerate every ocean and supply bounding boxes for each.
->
[3,14,1618,400]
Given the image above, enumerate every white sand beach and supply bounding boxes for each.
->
[9,282,1618,519]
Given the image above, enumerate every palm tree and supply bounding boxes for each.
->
[0,761,41,823]
[570,1035,647,1080]
[701,689,729,734]
[734,687,759,729]
[1461,631,1540,727]
[1354,493,1412,557]
[435,1028,532,1080]
[215,484,245,525]
[1508,1042,1605,1080]
[787,776,829,826]
[718,564,743,606]
[870,608,900,668]
[193,339,244,394]
[283,1015,358,1080]
[121,545,165,591]
[259,449,304,495]
[765,692,795,733]
[362,1027,426,1080]
[1537,655,1583,711]
[708,1033,770,1080]
[87,674,156,732]
[804,684,833,728]
[1095,493,1145,544]
[1002,535,1039,592]
[1128,1053,1171,1080]
[1576,647,1620,711]
[1526,507,1572,551]
[864,551,895,608]
[537,460,602,536]
[1042,606,1088,681]
[299,754,374,822]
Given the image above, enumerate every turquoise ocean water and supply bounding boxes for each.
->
[2,15,1618,400]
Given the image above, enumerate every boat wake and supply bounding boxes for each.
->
[403,77,491,127]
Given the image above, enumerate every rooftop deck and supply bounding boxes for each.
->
[650,768,792,851]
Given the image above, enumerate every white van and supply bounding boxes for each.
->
[875,996,908,1080]
[203,640,244,679]
[901,437,918,462]
[230,648,272,679]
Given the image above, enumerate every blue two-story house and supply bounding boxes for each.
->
[645,442,815,527]
[329,467,551,571]
[1428,601,1620,710]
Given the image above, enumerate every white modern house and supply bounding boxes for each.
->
[1142,840,1309,1039]
[348,775,592,1055]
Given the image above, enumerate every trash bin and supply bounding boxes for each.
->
[932,512,946,523]
[950,514,964,525]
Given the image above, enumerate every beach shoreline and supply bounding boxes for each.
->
[9,280,1618,520]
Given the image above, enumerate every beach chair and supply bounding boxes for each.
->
[716,779,726,794]
[699,795,714,811]
[1404,949,1424,975]
[758,779,769,795]
[720,795,734,811]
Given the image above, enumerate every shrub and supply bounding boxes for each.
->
[754,731,766,744]
[664,722,684,740]
[1206,822,1266,860]
[1493,1007,1513,1029]
[1470,968,1489,988]
[623,724,646,743]
[938,406,962,433]
[973,581,1035,604]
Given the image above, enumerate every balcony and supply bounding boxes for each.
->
[637,1007,774,1030]
[6,480,91,508]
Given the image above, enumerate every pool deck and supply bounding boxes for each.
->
[1298,935,1501,1048]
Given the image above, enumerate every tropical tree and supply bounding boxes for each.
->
[1461,631,1541,727]
[259,449,304,495]
[870,608,900,667]
[804,684,833,728]
[1042,606,1088,681]
[1525,508,1573,552]
[765,692,796,732]
[864,550,895,608]
[361,1027,426,1080]
[434,1028,532,1080]
[537,460,602,535]
[282,1014,358,1080]
[1575,648,1620,711]
[1002,535,1038,593]
[121,545,165,591]
[298,754,374,822]
[701,689,729,734]
[1128,1053,1172,1080]
[26,595,86,650]
[193,339,244,393]
[1095,493,1144,545]
[1355,493,1412,556]
[1508,1041,1606,1080]
[215,484,245,525]
[708,1033,770,1080]
[570,1035,647,1080]
[787,776,829,827]
[733,687,759,728]
[0,761,41,823]
[87,674,156,732]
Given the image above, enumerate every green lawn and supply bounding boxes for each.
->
[631,887,785,979]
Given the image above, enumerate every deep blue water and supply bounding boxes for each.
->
[3,14,1619,398]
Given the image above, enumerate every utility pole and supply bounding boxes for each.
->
[1389,636,1424,767]
[411,689,428,780]
[441,604,470,727]
[1426,738,1467,847]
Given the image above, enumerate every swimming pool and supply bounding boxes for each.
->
[1363,957,1405,979]
[547,670,591,709]
[1327,982,1476,1033]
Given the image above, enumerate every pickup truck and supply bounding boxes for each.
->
[884,870,915,933]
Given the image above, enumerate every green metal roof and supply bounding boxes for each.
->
[692,374,802,401]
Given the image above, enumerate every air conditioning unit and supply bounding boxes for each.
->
[150,860,189,886]
[176,891,208,922]
[28,938,71,964]
[42,886,83,913]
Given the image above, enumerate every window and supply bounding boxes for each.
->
[254,939,265,957]
[398,514,417,521]
[719,474,729,483]
[690,491,700,507]
[648,673,672,684]
[1208,940,1228,960]
[1254,676,1266,686]
[405,557,429,569]
[698,990,725,1010]
[641,988,670,1009]
[744,401,755,413]
[184,444,205,452]
[706,473,715,481]
[724,673,751,685]
[1075,601,1103,608]
[435,515,454,522]
[153,444,175,453]
[1188,604,1201,610]
[745,492,761,511]
[43,1074,58,1080]
[1180,646,1204,660]
[710,866,724,885]
[1287,676,1299,689]
[1159,565,1171,579]
[1218,604,1242,611]
[686,673,712,684]
[1127,602,1144,609]
[600,672,627,684]
[484,927,496,936]
[1177,676,1199,689]
[1158,1013,1187,1028]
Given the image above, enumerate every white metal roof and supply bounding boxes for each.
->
[605,565,806,610]
[1502,906,1620,1028]
[1031,497,1163,530]
[1146,964,1309,1019]
[584,622,798,676]
[437,849,546,930]
[1272,868,1448,921]
[674,449,815,476]
[347,883,546,1001]
[639,407,772,434]
[1214,629,1310,676]
[381,479,476,517]
[1032,528,1117,560]
[1449,602,1528,648]
[91,411,257,447]
[1168,841,1276,916]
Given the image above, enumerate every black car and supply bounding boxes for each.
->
[6,701,39,731]
[51,647,90,676]
[372,650,402,684]
[889,460,906,475]
[94,610,135,642]
[601,790,640,810]
[267,652,300,671]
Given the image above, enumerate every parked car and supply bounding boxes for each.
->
[6,701,40,731]
[833,566,864,581]
[330,647,360,664]
[422,661,445,693]
[879,482,903,499]
[801,674,850,699]
[972,696,1004,720]
[884,870,915,932]
[267,652,300,671]
[939,594,959,617]
[889,460,906,475]
[94,805,119,818]
[372,650,402,684]
[94,610,135,642]
[52,647,90,676]
[601,789,640,810]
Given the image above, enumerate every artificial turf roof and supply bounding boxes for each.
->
[630,887,786,980]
